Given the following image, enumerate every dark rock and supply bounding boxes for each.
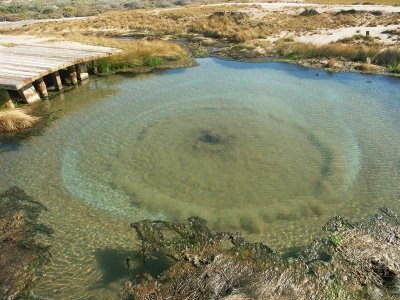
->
[300,9,319,16]
[335,9,357,15]
[370,10,383,16]
[199,130,229,145]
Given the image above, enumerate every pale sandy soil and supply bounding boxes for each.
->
[296,24,400,45]
[0,16,91,30]
[203,2,400,45]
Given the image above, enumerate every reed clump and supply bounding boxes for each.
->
[0,108,40,133]
[278,42,381,63]
[95,39,187,73]
[375,47,400,68]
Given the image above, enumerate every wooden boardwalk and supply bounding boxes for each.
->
[0,35,116,104]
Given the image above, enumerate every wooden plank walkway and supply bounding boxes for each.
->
[0,39,116,91]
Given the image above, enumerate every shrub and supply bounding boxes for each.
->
[194,47,208,58]
[61,6,77,17]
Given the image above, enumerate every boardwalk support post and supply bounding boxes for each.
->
[52,71,63,92]
[33,78,48,98]
[0,89,14,109]
[75,63,89,81]
[18,84,41,104]
[67,65,78,85]
[89,60,98,75]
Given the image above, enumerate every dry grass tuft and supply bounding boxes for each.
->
[0,108,40,133]
[353,62,381,72]
[375,47,400,66]
[94,39,186,72]
[326,57,338,68]
[278,42,381,62]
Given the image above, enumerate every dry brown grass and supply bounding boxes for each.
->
[0,108,40,133]
[278,42,381,62]
[96,39,187,72]
[375,47,400,66]
[10,5,397,44]
[326,57,338,68]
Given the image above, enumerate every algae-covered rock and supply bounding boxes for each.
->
[123,209,400,300]
[0,187,53,300]
[304,207,400,297]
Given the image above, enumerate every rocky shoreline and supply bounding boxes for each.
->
[123,208,400,299]
[1,185,399,299]
[0,187,52,300]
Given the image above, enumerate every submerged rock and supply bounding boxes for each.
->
[199,130,232,145]
[123,208,400,299]
[0,187,52,300]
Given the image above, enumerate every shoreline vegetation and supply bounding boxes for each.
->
[0,107,40,133]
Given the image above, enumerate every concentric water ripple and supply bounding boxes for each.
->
[61,59,365,235]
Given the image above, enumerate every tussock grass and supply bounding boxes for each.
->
[375,47,400,67]
[95,39,186,73]
[50,33,188,73]
[278,42,381,62]
[0,108,40,133]
[326,57,338,68]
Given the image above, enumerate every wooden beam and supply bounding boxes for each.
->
[52,71,63,92]
[67,65,78,85]
[18,84,41,104]
[33,78,48,98]
[0,89,14,109]
[75,63,89,81]
[0,39,116,91]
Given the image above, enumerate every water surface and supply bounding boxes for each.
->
[1,58,399,299]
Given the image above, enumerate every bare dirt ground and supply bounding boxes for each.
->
[296,24,400,45]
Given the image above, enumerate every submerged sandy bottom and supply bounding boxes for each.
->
[1,58,400,299]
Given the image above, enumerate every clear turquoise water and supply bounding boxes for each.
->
[0,58,399,299]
